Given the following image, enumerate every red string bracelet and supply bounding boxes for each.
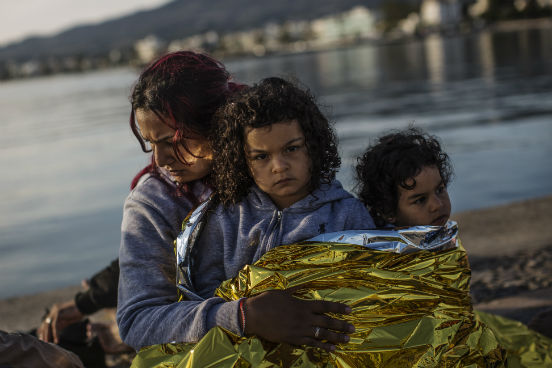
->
[238,298,246,335]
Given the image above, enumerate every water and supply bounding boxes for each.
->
[1,28,551,298]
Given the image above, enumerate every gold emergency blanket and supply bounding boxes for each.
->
[133,242,552,367]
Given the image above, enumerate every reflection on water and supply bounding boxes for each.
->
[478,31,495,84]
[425,34,445,86]
[1,28,551,298]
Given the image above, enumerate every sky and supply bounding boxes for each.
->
[0,0,172,46]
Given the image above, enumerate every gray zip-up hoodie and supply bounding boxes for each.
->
[119,179,374,349]
[116,170,212,350]
[187,180,375,298]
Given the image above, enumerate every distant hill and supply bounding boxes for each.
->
[0,0,385,62]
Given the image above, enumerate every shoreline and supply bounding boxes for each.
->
[4,18,552,82]
[1,194,551,332]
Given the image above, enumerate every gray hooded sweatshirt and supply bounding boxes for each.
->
[118,179,374,349]
[116,170,212,350]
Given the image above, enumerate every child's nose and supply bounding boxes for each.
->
[429,194,443,212]
[271,155,289,173]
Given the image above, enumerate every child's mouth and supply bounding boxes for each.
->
[431,215,448,226]
[275,178,292,185]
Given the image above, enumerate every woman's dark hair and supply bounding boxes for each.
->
[211,77,341,206]
[355,127,453,227]
[128,50,244,196]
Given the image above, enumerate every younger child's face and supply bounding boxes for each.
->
[245,120,311,209]
[392,165,451,227]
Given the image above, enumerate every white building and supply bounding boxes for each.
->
[311,6,378,47]
[420,0,463,27]
[134,35,164,64]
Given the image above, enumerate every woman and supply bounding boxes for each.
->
[116,51,354,350]
[40,50,239,363]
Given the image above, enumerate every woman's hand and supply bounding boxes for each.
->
[37,301,84,343]
[243,289,354,351]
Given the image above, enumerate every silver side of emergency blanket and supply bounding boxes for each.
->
[307,220,458,253]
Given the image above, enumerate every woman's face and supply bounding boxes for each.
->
[135,109,213,184]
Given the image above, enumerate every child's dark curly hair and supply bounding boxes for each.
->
[211,77,341,206]
[355,127,453,227]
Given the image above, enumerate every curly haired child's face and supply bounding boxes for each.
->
[392,165,451,227]
[136,109,213,184]
[245,120,311,209]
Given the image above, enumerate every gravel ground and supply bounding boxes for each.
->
[470,244,552,304]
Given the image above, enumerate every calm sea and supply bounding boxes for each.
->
[1,28,551,299]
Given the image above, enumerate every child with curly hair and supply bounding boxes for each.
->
[353,128,552,355]
[355,127,453,228]
[175,77,375,352]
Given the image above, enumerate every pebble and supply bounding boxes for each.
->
[469,244,552,303]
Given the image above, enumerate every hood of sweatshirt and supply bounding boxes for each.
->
[242,180,353,213]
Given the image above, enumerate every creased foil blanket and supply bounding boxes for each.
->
[133,223,552,367]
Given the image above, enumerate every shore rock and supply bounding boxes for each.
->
[470,244,552,304]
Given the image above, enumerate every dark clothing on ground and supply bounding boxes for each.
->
[75,259,119,315]
[0,330,84,368]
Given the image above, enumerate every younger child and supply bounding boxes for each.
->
[355,128,552,340]
[173,77,375,351]
[355,127,453,228]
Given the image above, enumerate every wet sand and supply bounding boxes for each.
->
[1,195,551,332]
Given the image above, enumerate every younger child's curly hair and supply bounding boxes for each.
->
[211,77,341,206]
[355,127,453,227]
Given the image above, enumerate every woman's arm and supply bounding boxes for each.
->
[116,180,241,349]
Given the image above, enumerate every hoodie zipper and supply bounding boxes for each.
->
[265,210,283,253]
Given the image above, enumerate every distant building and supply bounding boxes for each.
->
[398,13,421,35]
[468,0,489,17]
[420,0,463,27]
[168,31,219,53]
[164,6,380,58]
[342,6,379,39]
[135,35,165,64]
[311,17,342,45]
[20,61,40,77]
[311,6,379,47]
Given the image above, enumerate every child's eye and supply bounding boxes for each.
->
[286,145,299,153]
[252,153,268,161]
[413,196,426,205]
[436,185,446,194]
